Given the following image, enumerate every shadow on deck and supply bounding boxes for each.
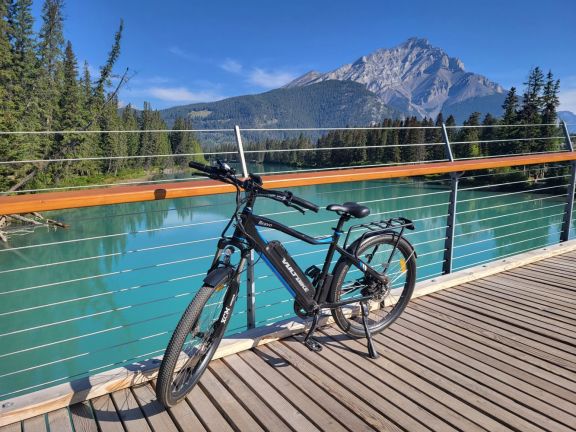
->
[3,251,576,432]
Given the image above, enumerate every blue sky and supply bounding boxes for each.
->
[34,0,576,111]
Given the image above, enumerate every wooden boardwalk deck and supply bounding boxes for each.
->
[2,251,576,432]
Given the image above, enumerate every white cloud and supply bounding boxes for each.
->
[168,46,193,59]
[130,75,172,85]
[559,89,576,113]
[248,68,298,89]
[147,86,224,103]
[221,58,243,74]
[559,77,576,113]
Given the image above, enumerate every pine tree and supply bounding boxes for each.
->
[429,113,447,161]
[7,0,42,185]
[0,0,17,189]
[53,41,90,179]
[121,104,140,167]
[170,116,204,167]
[519,67,544,152]
[480,113,497,156]
[540,70,561,151]
[456,112,481,159]
[499,87,520,155]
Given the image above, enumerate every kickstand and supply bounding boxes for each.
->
[361,302,379,359]
[303,310,323,352]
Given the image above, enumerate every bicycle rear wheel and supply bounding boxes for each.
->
[156,283,232,407]
[329,234,416,337]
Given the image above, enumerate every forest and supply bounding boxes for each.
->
[0,0,564,196]
[0,0,204,193]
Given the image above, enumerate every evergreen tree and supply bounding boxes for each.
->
[456,112,481,159]
[499,87,520,155]
[480,113,497,156]
[37,0,64,131]
[429,113,447,161]
[0,0,17,189]
[7,0,41,184]
[170,116,204,167]
[540,70,561,151]
[519,67,544,152]
[53,41,94,178]
[121,103,140,166]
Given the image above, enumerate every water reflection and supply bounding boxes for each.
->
[0,178,567,399]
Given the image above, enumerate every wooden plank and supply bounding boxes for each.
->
[69,401,98,432]
[89,395,124,432]
[198,368,264,432]
[46,408,73,432]
[165,398,206,432]
[512,265,576,289]
[397,314,576,418]
[371,332,553,432]
[405,305,576,393]
[222,354,321,432]
[395,326,575,432]
[266,342,403,432]
[318,326,499,432]
[251,346,373,432]
[464,278,576,316]
[131,384,178,432]
[485,273,576,304]
[422,295,576,367]
[2,151,576,214]
[208,359,293,432]
[110,388,151,432]
[238,349,350,432]
[412,297,576,374]
[455,284,576,331]
[22,415,46,432]
[503,268,576,295]
[0,423,21,432]
[442,291,574,348]
[284,337,458,432]
[185,385,233,432]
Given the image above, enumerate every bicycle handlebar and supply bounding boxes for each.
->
[189,161,319,213]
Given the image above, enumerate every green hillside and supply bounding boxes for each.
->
[160,80,398,129]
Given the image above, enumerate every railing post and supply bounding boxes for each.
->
[234,125,249,178]
[562,121,574,151]
[246,250,256,329]
[561,122,575,242]
[441,122,455,162]
[443,172,462,274]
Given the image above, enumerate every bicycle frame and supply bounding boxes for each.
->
[209,196,410,316]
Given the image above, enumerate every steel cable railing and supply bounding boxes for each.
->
[0,122,575,403]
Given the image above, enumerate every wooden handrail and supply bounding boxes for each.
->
[1,151,575,214]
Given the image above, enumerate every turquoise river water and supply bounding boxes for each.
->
[0,177,569,399]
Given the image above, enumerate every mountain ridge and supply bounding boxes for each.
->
[285,37,504,118]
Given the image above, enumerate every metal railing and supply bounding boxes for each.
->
[0,122,574,402]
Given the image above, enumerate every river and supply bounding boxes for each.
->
[0,176,567,399]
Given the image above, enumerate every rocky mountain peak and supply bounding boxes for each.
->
[284,38,503,118]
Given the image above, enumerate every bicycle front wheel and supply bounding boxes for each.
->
[329,234,416,337]
[156,284,232,407]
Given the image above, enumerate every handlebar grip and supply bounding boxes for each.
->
[188,161,211,172]
[290,195,320,213]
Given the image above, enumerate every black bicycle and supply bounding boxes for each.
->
[156,160,417,407]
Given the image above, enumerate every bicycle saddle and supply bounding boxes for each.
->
[326,202,370,219]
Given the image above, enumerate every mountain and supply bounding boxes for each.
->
[159,38,511,131]
[160,80,398,130]
[558,111,576,133]
[285,37,505,120]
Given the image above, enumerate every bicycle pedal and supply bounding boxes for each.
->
[304,338,323,352]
